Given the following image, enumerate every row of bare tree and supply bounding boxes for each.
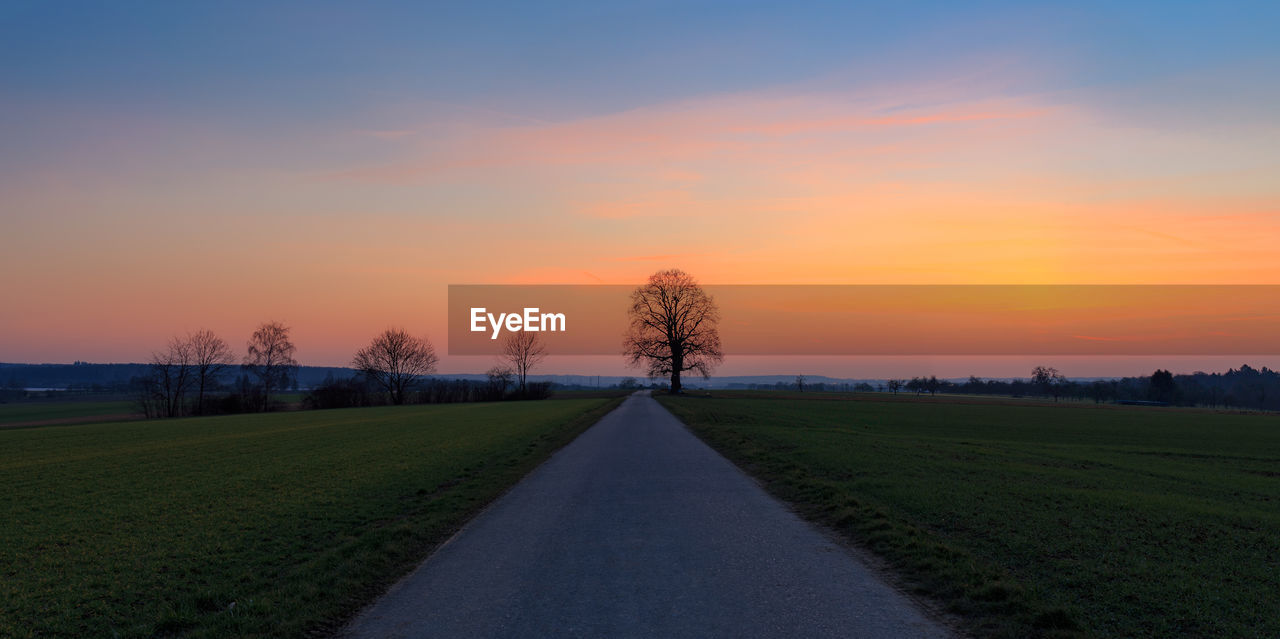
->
[351,328,547,405]
[138,322,298,418]
[345,268,719,402]
[139,321,553,417]
[139,267,723,417]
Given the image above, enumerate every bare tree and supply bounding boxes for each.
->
[149,336,194,418]
[927,375,941,396]
[352,328,438,405]
[887,379,903,394]
[907,377,924,395]
[242,321,298,411]
[486,365,514,399]
[188,328,234,415]
[623,269,723,394]
[1032,366,1065,401]
[502,331,547,394]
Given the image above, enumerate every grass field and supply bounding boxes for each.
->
[0,400,138,426]
[658,392,1280,639]
[0,397,622,638]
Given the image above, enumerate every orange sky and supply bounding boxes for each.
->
[3,5,1278,376]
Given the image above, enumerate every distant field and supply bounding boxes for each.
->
[658,392,1280,639]
[0,400,138,426]
[0,398,622,638]
[545,388,635,399]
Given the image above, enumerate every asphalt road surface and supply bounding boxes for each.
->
[342,391,952,638]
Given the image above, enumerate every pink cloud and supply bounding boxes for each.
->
[323,89,1063,184]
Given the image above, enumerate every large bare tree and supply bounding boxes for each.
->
[242,321,298,411]
[502,331,546,394]
[188,328,234,415]
[623,269,723,393]
[353,328,438,405]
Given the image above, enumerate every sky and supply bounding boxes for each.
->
[2,1,1279,376]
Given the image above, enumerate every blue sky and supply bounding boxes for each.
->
[5,2,1276,119]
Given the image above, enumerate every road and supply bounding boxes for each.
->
[342,391,952,638]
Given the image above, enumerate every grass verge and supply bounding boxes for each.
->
[0,397,623,638]
[657,392,1279,638]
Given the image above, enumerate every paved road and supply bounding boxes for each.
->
[343,392,951,638]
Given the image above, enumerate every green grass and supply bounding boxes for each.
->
[0,397,622,638]
[0,400,137,426]
[657,392,1280,638]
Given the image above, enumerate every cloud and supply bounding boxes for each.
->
[323,86,1063,184]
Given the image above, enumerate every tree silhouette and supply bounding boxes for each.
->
[502,331,547,394]
[188,329,234,415]
[148,336,193,418]
[1032,366,1066,401]
[353,328,438,405]
[485,366,514,399]
[242,321,298,411]
[623,269,723,394]
[1149,369,1177,403]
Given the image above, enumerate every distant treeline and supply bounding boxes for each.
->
[133,370,555,418]
[303,373,552,410]
[0,362,353,392]
[0,365,555,416]
[740,365,1280,411]
[929,366,1279,410]
[9,362,1280,412]
[0,362,603,394]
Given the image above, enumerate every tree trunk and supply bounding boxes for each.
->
[669,347,684,393]
[197,376,205,416]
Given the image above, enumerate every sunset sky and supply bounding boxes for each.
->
[3,2,1279,376]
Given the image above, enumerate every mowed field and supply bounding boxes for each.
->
[658,392,1280,639]
[0,397,622,638]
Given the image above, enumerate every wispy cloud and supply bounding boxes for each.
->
[324,87,1063,184]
